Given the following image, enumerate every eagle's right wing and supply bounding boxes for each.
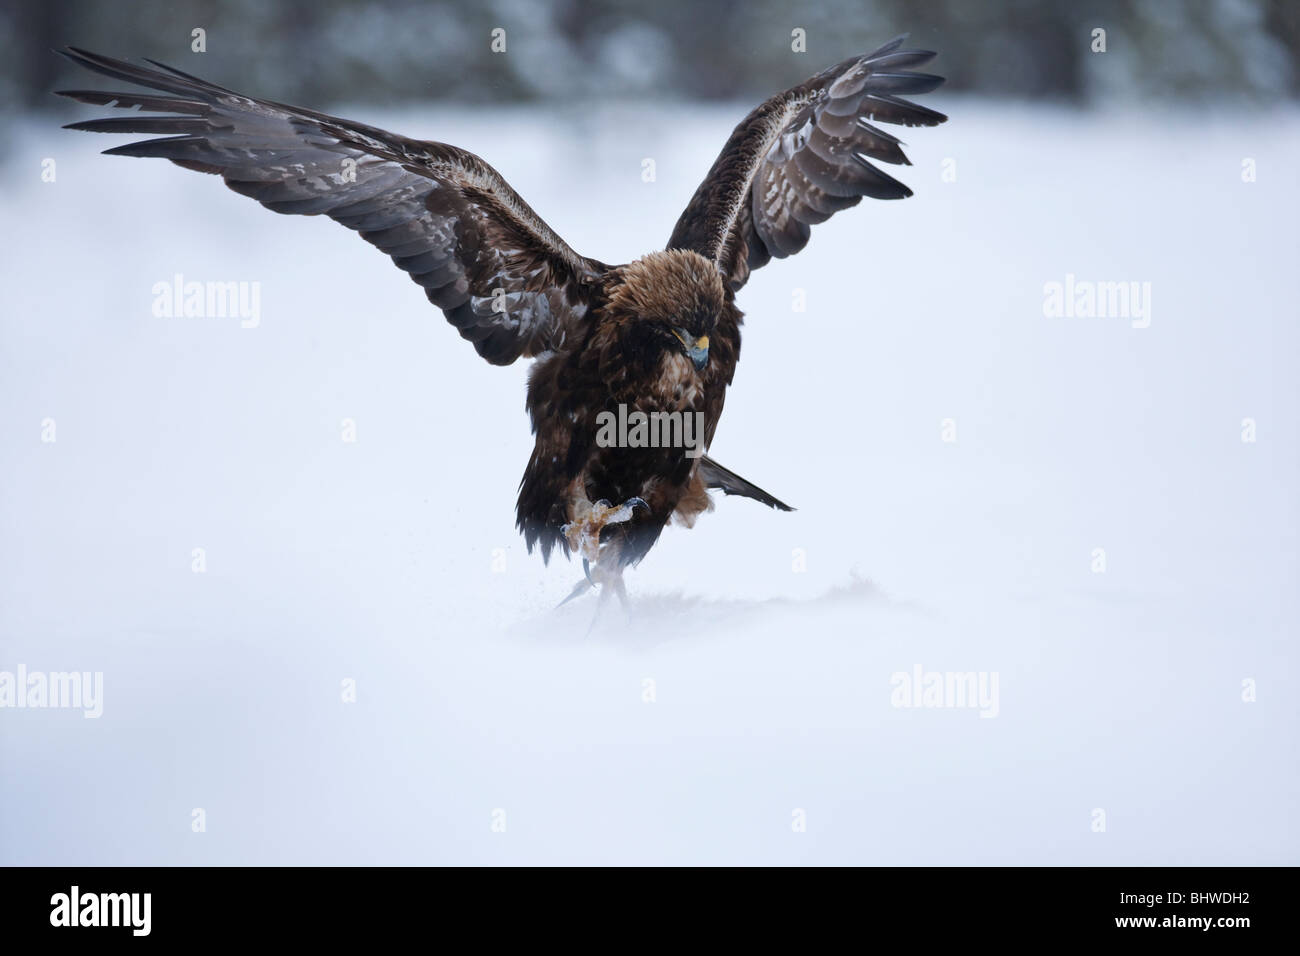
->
[58,48,607,366]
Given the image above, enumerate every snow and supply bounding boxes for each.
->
[1,100,1297,864]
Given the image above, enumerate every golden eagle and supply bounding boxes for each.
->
[58,37,946,601]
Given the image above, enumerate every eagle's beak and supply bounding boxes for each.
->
[688,334,710,371]
[673,328,710,371]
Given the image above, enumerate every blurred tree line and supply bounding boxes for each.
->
[5,0,1298,114]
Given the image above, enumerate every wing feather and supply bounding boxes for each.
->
[57,48,606,365]
[667,35,946,292]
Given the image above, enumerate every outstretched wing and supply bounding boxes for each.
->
[57,48,606,365]
[667,35,945,292]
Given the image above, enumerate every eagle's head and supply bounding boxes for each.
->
[605,249,724,372]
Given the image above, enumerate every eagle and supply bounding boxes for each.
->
[58,37,946,602]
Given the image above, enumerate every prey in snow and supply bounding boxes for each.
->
[57,37,946,602]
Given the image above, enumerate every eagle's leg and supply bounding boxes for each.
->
[561,497,647,564]
[558,499,643,608]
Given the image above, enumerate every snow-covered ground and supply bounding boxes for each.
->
[1,99,1296,864]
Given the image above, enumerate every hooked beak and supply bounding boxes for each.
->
[675,329,710,371]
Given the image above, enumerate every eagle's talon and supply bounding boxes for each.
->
[562,496,649,563]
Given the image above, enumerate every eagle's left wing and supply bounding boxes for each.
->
[57,48,606,366]
[667,35,946,292]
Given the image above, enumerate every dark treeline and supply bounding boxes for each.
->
[6,0,1298,114]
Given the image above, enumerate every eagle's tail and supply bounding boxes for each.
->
[698,456,794,512]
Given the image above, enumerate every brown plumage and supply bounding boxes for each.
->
[56,36,946,594]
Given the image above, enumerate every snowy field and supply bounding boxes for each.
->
[1,99,1297,865]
